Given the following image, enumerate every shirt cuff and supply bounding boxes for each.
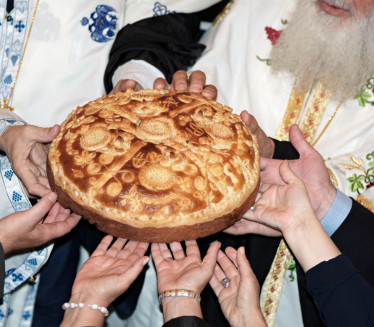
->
[320,189,352,236]
[0,118,26,136]
[112,60,165,90]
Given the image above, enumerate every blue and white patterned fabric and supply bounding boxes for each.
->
[0,154,53,327]
[0,0,221,326]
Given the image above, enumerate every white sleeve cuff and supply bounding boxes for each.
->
[112,60,165,90]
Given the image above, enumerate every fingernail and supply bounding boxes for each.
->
[239,247,245,255]
[47,192,57,202]
[143,257,150,266]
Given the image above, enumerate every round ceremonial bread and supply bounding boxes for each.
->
[47,89,260,242]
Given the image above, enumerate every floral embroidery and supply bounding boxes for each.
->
[256,21,287,65]
[354,77,374,107]
[286,257,296,282]
[341,151,374,195]
[265,27,282,46]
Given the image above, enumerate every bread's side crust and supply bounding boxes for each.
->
[48,161,259,242]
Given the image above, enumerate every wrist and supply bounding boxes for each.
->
[69,291,110,308]
[162,297,203,323]
[316,184,337,220]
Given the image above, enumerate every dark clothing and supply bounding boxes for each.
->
[201,140,374,327]
[33,4,228,326]
[103,1,230,92]
[306,255,374,327]
[163,316,211,327]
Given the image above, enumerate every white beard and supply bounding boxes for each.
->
[270,0,374,101]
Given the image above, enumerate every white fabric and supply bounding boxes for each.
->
[137,1,374,326]
[0,0,219,326]
[190,1,374,326]
[113,60,165,90]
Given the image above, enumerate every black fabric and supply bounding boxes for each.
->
[199,233,281,327]
[32,229,80,327]
[296,199,374,327]
[306,255,374,326]
[104,1,230,93]
[272,138,299,160]
[6,0,14,14]
[163,316,211,327]
[104,13,204,93]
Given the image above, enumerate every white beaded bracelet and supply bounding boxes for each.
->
[158,289,201,304]
[62,302,109,317]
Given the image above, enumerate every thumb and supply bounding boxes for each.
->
[240,110,251,128]
[279,160,299,186]
[25,192,57,224]
[27,124,60,144]
[289,124,316,158]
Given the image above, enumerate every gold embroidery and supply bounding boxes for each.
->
[339,156,367,174]
[327,168,339,188]
[357,194,374,212]
[262,81,339,325]
[260,240,292,327]
[212,0,235,27]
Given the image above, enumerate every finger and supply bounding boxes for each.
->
[169,242,185,260]
[91,235,114,257]
[26,192,57,225]
[159,243,173,261]
[151,243,164,268]
[111,79,137,94]
[237,247,253,279]
[240,110,250,124]
[209,264,225,296]
[258,182,272,194]
[201,85,217,100]
[107,238,127,257]
[202,241,221,271]
[24,124,60,144]
[217,249,238,280]
[153,78,169,90]
[171,70,188,91]
[224,247,238,267]
[40,213,81,241]
[185,240,202,259]
[118,240,147,262]
[188,70,206,93]
[279,160,299,186]
[43,202,64,224]
[27,181,51,198]
[117,255,150,292]
[289,124,317,159]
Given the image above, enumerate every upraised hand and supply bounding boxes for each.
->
[210,247,266,327]
[0,192,81,255]
[71,235,149,307]
[0,124,60,198]
[260,124,336,220]
[153,70,217,99]
[152,240,220,322]
[61,236,149,326]
[152,240,220,295]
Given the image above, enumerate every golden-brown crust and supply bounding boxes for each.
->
[48,162,259,242]
[48,89,260,242]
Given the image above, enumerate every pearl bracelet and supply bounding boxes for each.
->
[158,289,201,304]
[62,302,109,317]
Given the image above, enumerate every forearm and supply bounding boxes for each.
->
[162,297,203,323]
[284,217,341,272]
